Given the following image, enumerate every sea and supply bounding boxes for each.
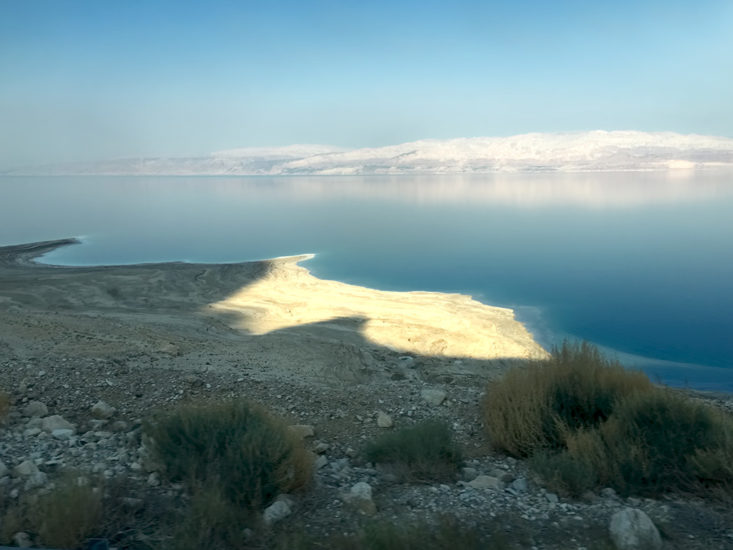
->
[1,172,732,391]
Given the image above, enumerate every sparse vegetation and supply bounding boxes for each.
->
[275,516,512,550]
[364,420,463,481]
[483,341,652,457]
[1,474,103,549]
[483,342,733,497]
[145,398,312,510]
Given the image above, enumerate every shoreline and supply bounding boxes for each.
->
[0,239,548,381]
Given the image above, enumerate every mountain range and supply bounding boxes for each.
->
[8,131,733,175]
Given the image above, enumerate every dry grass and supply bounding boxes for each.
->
[364,420,463,482]
[482,341,652,456]
[1,475,104,549]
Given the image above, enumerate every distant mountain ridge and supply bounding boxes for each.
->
[8,131,733,175]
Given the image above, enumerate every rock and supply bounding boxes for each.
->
[314,455,328,470]
[13,460,39,477]
[609,507,662,550]
[461,467,478,481]
[110,420,129,432]
[376,411,393,428]
[313,442,330,454]
[22,400,48,418]
[546,492,559,504]
[601,487,618,499]
[13,532,33,548]
[466,475,505,491]
[420,388,446,406]
[288,424,315,439]
[147,472,160,487]
[0,459,7,477]
[24,471,48,490]
[51,428,75,440]
[263,500,292,525]
[510,477,528,493]
[91,400,116,419]
[41,415,75,433]
[344,482,377,516]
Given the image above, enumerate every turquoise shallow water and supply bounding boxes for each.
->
[2,173,732,391]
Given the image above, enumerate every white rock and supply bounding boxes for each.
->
[13,531,33,548]
[13,460,39,477]
[41,415,75,433]
[288,424,315,439]
[420,388,447,406]
[314,455,329,470]
[609,508,662,550]
[91,400,116,419]
[376,411,393,428]
[147,472,160,487]
[263,500,292,525]
[344,481,377,516]
[22,400,48,418]
[466,475,505,490]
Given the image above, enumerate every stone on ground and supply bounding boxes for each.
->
[609,507,662,550]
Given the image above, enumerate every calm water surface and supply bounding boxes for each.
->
[2,173,732,391]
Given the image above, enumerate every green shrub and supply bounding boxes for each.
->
[566,390,733,496]
[145,398,312,510]
[482,341,652,456]
[364,420,463,482]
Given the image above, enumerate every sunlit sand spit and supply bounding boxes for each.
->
[210,254,547,360]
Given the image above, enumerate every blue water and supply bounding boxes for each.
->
[1,173,732,391]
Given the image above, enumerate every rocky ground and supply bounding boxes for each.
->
[1,240,732,549]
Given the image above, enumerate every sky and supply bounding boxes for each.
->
[1,0,732,169]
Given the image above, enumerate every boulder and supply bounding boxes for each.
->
[609,508,662,550]
[263,499,292,525]
[91,400,116,419]
[376,411,393,428]
[420,388,446,406]
[41,415,75,433]
[344,482,377,516]
[22,400,48,418]
[466,475,505,490]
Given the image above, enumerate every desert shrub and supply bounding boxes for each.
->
[482,341,652,456]
[145,398,312,510]
[364,420,463,481]
[32,476,104,549]
[566,390,733,496]
[168,487,252,550]
[529,450,597,497]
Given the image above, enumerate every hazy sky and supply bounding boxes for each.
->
[1,0,732,169]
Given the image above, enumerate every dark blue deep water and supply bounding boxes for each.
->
[2,173,732,391]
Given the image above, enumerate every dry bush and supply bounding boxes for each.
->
[32,476,104,549]
[482,341,652,456]
[145,398,312,510]
[569,390,733,496]
[364,420,463,482]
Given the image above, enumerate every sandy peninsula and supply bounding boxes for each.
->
[0,238,547,385]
